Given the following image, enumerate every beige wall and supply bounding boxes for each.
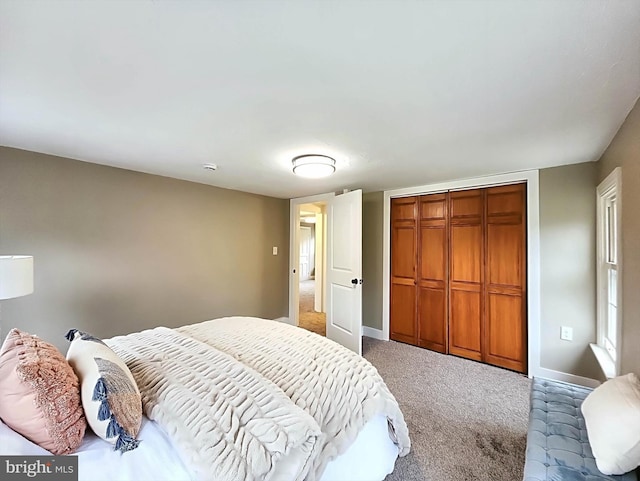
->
[362,191,384,330]
[0,147,290,352]
[597,97,640,376]
[539,163,601,379]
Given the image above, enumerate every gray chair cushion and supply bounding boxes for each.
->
[523,377,638,481]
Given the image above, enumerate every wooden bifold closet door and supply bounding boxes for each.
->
[483,184,527,372]
[390,183,527,373]
[390,196,418,345]
[448,189,484,361]
[417,194,448,353]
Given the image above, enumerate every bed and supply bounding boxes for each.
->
[0,317,411,481]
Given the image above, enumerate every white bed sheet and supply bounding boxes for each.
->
[0,414,399,481]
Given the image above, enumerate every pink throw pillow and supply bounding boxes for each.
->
[0,328,87,454]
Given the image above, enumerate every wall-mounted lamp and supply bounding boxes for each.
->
[292,155,336,179]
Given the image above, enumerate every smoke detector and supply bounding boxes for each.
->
[202,163,217,171]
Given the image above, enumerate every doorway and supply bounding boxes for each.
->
[297,202,327,336]
[289,189,364,354]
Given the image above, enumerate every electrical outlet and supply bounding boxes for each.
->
[272,246,278,256]
[560,326,573,341]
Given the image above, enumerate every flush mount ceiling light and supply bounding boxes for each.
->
[292,155,336,179]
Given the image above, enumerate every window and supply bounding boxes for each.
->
[595,167,622,377]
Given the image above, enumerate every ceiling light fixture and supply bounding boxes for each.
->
[292,155,336,179]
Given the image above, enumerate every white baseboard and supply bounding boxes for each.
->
[362,326,385,340]
[532,367,601,389]
[273,317,293,325]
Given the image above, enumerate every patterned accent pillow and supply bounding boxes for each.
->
[0,329,86,454]
[65,329,142,452]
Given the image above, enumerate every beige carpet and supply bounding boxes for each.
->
[298,279,326,336]
[362,338,531,481]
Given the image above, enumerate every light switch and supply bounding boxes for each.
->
[560,326,573,341]
[272,246,278,256]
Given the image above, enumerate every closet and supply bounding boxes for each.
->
[390,183,527,373]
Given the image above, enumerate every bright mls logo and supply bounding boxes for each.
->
[1,456,77,481]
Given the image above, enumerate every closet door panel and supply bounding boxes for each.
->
[450,196,482,217]
[487,293,523,367]
[449,289,481,360]
[448,190,483,361]
[487,223,522,287]
[393,201,418,221]
[390,197,418,345]
[487,189,523,215]
[418,287,446,351]
[422,197,445,219]
[450,226,482,282]
[393,227,417,279]
[421,227,445,281]
[484,184,527,372]
[417,193,448,353]
[391,284,417,343]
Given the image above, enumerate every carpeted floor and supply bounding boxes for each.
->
[298,279,326,336]
[362,337,531,481]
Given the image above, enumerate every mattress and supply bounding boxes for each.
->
[0,413,399,481]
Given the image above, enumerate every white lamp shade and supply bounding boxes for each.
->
[0,256,34,300]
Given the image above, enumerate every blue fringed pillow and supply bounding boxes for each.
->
[65,329,142,453]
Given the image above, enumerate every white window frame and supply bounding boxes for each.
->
[595,167,622,378]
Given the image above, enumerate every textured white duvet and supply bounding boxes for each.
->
[106,317,410,481]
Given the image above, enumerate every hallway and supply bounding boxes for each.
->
[298,279,325,336]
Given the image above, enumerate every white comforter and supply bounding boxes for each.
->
[107,317,411,481]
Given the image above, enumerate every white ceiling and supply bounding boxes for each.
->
[1,1,639,199]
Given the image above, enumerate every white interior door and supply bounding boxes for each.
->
[326,189,362,355]
[299,226,312,280]
[314,211,325,312]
